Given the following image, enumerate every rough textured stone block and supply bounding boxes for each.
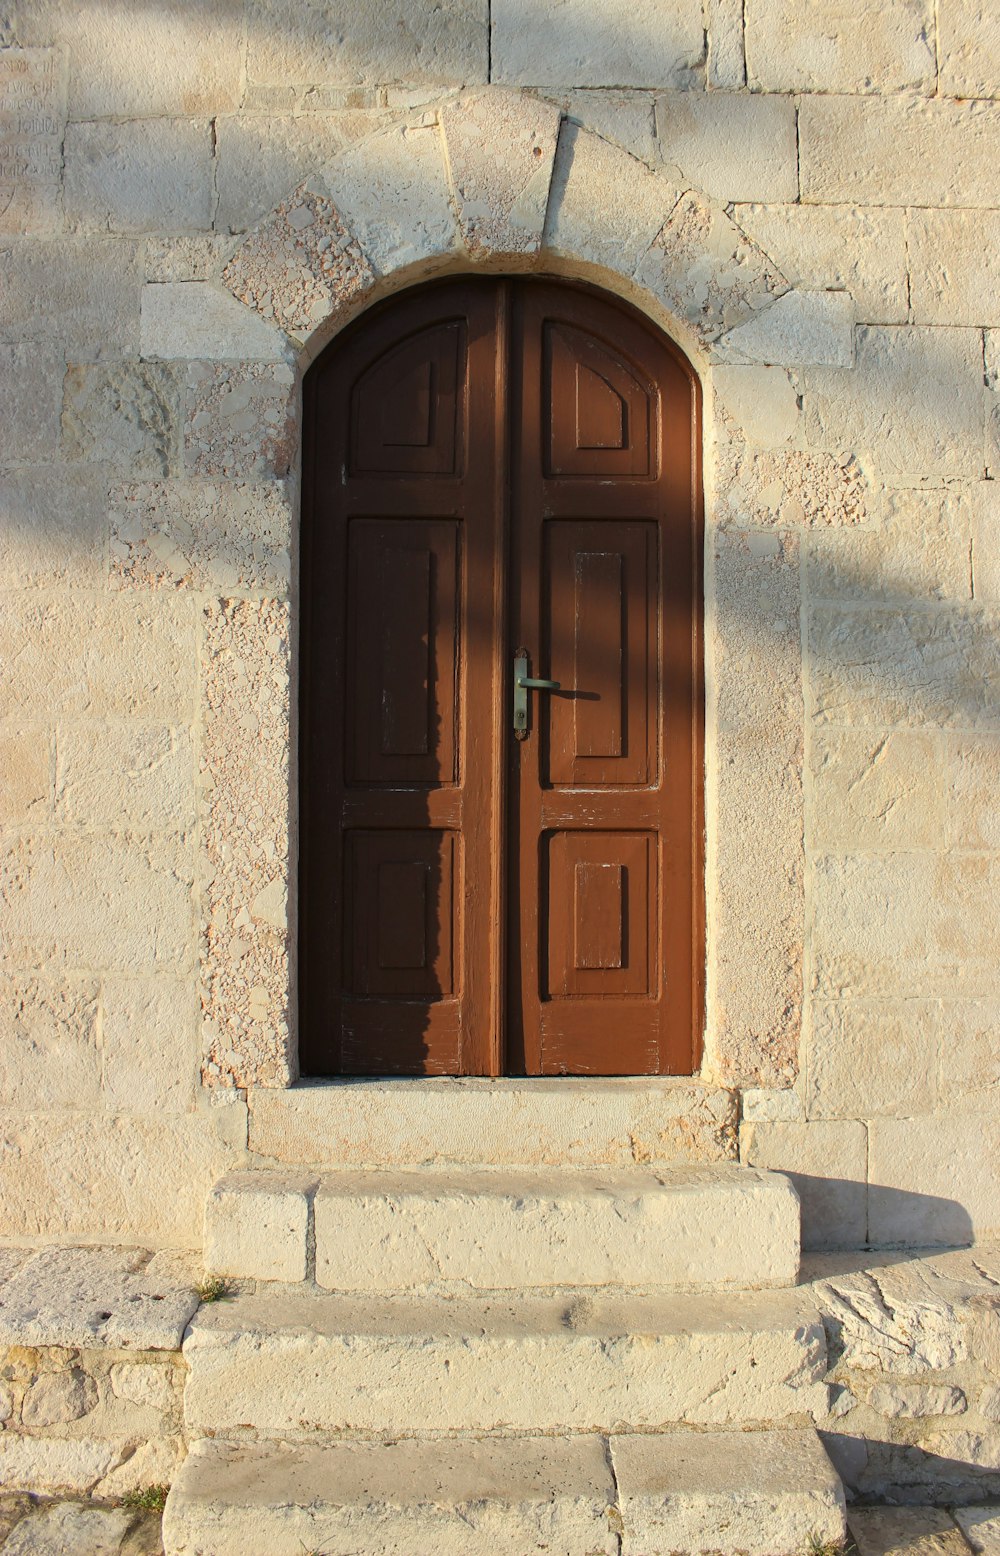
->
[140,282,289,363]
[945,736,1000,850]
[809,729,945,852]
[809,605,1000,731]
[146,234,236,284]
[706,0,746,85]
[0,239,143,360]
[321,121,458,278]
[741,1119,867,1249]
[110,479,291,594]
[956,1507,1000,1554]
[493,0,704,87]
[973,483,1000,602]
[805,1000,939,1121]
[910,209,1000,326]
[613,1429,846,1556]
[746,0,935,93]
[0,465,106,588]
[6,0,243,117]
[869,1117,1000,1244]
[713,363,800,449]
[441,89,562,259]
[0,1437,120,1496]
[246,0,488,89]
[21,1366,97,1426]
[849,1507,970,1556]
[867,1383,967,1419]
[0,48,66,237]
[248,1077,739,1167]
[0,976,100,1110]
[714,443,870,529]
[0,344,63,461]
[800,96,1000,207]
[164,1435,618,1556]
[0,1245,199,1348]
[0,594,195,720]
[183,362,296,478]
[808,486,973,603]
[717,289,854,368]
[101,976,199,1115]
[734,203,908,326]
[215,110,382,234]
[65,118,213,234]
[312,1166,800,1292]
[940,1,1000,98]
[812,855,1000,998]
[0,732,50,826]
[804,326,983,477]
[55,724,195,830]
[657,91,797,204]
[183,1285,827,1434]
[62,361,182,477]
[544,123,680,283]
[205,1170,317,1282]
[545,89,656,162]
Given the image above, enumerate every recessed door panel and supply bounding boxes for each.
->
[547,831,655,997]
[351,321,464,475]
[545,321,653,478]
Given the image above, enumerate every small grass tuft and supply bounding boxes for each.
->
[194,1274,230,1303]
[805,1534,849,1556]
[121,1484,169,1513]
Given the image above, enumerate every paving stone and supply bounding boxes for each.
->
[656,90,797,204]
[955,1506,1000,1555]
[0,1246,199,1350]
[745,0,935,93]
[849,1507,970,1556]
[65,119,213,235]
[492,0,705,87]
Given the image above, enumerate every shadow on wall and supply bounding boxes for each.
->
[791,1175,974,1252]
[821,1434,1000,1507]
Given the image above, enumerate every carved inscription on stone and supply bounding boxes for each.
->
[0,48,66,234]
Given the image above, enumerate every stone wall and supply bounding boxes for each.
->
[0,1,997,1250]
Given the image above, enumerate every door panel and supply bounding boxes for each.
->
[301,276,701,1078]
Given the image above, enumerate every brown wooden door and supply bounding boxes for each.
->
[299,277,702,1077]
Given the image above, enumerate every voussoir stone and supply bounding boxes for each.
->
[544,122,682,283]
[441,89,562,258]
[320,120,458,278]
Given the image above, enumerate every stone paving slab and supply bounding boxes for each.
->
[0,1496,161,1555]
[0,1247,201,1351]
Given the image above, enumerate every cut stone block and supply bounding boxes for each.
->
[205,1170,318,1282]
[163,1434,619,1556]
[492,0,705,88]
[849,1506,970,1556]
[310,1164,799,1291]
[0,1245,200,1349]
[140,282,289,363]
[440,89,562,258]
[182,1285,828,1435]
[613,1428,846,1556]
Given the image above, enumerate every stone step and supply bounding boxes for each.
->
[162,1429,846,1556]
[182,1285,827,1436]
[205,1162,800,1289]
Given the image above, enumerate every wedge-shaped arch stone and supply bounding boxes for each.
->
[441,88,562,258]
[543,119,683,278]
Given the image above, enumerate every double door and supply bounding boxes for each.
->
[299,278,702,1076]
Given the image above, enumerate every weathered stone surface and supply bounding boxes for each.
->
[65,119,213,235]
[94,1434,183,1500]
[200,598,292,1089]
[706,0,746,85]
[0,593,195,722]
[141,282,289,363]
[940,1,1000,98]
[734,203,909,326]
[441,89,562,259]
[164,1435,618,1556]
[0,239,143,359]
[546,89,657,162]
[248,1077,739,1167]
[0,976,101,1110]
[0,465,106,588]
[2,1496,133,1549]
[867,1383,967,1419]
[741,1120,867,1250]
[800,96,1000,208]
[613,1429,846,1556]
[812,855,1000,999]
[636,191,786,344]
[717,289,854,368]
[215,110,382,234]
[309,1166,799,1292]
[245,0,488,90]
[183,362,296,478]
[746,0,935,93]
[910,210,1000,327]
[222,184,374,339]
[809,729,945,851]
[805,326,983,477]
[715,443,870,529]
[544,123,680,282]
[713,364,800,448]
[914,999,1000,1113]
[0,48,66,236]
[813,1256,985,1373]
[6,0,243,117]
[206,1169,317,1282]
[973,482,1000,602]
[849,1507,970,1556]
[145,234,235,284]
[55,725,195,831]
[869,1116,1000,1244]
[0,1244,189,1351]
[657,91,797,204]
[62,361,182,477]
[102,976,199,1115]
[805,999,939,1121]
[110,1360,177,1414]
[945,736,1000,850]
[810,606,1000,731]
[0,1495,32,1544]
[956,1506,1000,1554]
[0,344,63,461]
[321,121,458,277]
[0,733,50,826]
[494,0,704,87]
[741,1089,804,1123]
[183,1285,827,1434]
[110,479,291,594]
[809,486,972,603]
[21,1366,97,1426]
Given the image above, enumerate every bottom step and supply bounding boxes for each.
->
[162,1429,845,1556]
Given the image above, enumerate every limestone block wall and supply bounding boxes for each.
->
[0,1,997,1251]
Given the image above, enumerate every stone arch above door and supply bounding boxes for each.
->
[192,86,871,1099]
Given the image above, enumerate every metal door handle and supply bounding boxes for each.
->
[513,652,560,737]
